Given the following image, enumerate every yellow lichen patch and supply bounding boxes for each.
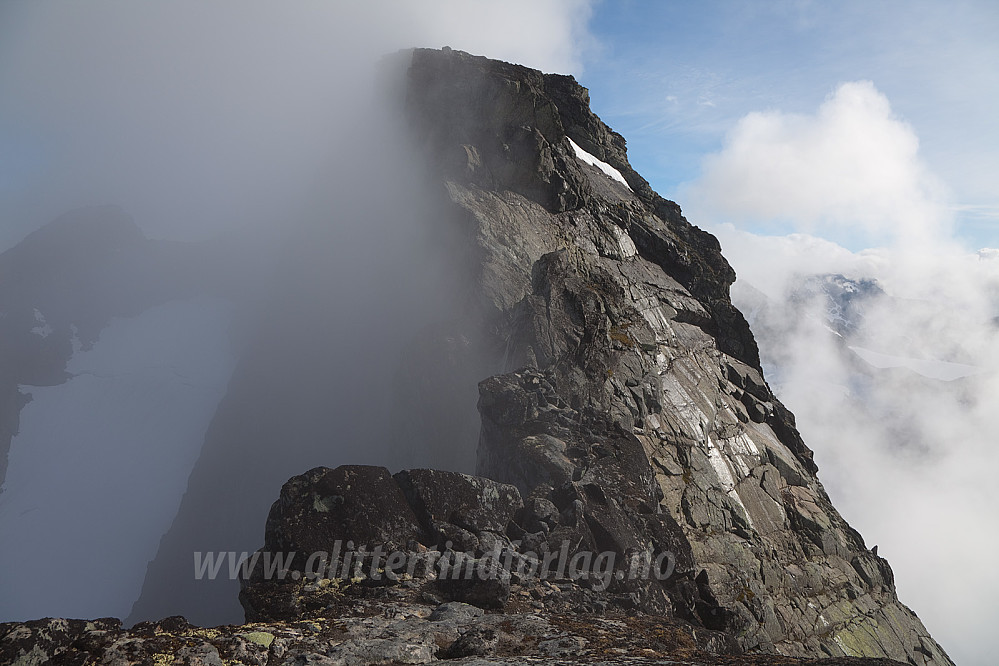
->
[608,324,634,346]
[240,631,275,648]
[833,620,883,657]
[187,627,224,640]
[306,576,343,591]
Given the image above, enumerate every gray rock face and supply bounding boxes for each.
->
[237,47,952,663]
[265,466,427,563]
[239,464,525,620]
[395,468,523,538]
[397,48,951,663]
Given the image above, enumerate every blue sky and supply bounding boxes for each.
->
[577,0,999,251]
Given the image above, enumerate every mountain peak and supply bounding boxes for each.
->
[0,48,953,666]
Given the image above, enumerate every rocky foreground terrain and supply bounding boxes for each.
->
[1,608,914,665]
[1,49,952,665]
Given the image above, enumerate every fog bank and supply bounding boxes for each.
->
[689,81,998,666]
[0,0,595,626]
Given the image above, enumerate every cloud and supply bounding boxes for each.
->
[685,81,950,248]
[728,237,999,666]
[712,226,886,300]
[0,0,597,626]
[0,0,593,247]
[695,82,999,665]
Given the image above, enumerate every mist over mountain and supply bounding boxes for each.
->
[1,2,990,665]
[1,46,957,666]
[0,0,593,627]
[726,255,999,663]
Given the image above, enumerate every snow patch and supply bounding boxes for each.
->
[0,296,236,621]
[567,137,632,190]
[31,308,53,338]
[848,346,983,382]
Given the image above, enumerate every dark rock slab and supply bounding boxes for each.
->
[395,468,523,539]
[265,465,426,560]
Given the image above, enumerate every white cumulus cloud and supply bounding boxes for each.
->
[686,81,949,248]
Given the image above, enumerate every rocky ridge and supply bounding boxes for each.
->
[389,48,948,662]
[0,48,953,665]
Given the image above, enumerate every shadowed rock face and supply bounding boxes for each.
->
[0,48,954,666]
[264,466,428,563]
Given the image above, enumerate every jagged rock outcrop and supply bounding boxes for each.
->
[1,610,915,666]
[1,48,953,665]
[393,48,950,662]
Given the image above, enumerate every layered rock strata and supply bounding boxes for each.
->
[383,48,948,663]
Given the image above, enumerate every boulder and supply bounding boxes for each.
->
[394,468,522,538]
[265,465,426,562]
